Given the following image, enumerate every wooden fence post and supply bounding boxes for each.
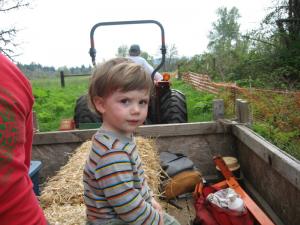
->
[236,99,250,125]
[177,64,182,80]
[232,86,237,116]
[60,71,65,88]
[33,111,39,133]
[213,99,224,120]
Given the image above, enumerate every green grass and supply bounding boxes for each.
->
[31,76,215,131]
[252,122,300,160]
[171,79,215,122]
[31,76,89,131]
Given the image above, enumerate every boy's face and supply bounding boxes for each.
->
[94,89,150,137]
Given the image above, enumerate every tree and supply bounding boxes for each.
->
[140,51,154,65]
[268,0,300,88]
[243,0,300,89]
[116,45,128,57]
[0,0,30,60]
[207,7,249,81]
[208,7,241,48]
[165,44,178,71]
[272,0,300,48]
[116,44,155,66]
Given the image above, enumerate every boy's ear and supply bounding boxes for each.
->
[93,96,105,114]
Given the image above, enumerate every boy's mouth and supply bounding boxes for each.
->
[127,120,139,124]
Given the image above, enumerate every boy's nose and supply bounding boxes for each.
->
[131,104,140,113]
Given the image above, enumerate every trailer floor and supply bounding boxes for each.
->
[162,197,196,225]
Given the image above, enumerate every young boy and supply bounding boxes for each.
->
[83,58,180,225]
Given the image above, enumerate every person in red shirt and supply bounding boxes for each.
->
[0,53,47,225]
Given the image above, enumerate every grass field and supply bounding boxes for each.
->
[31,76,215,132]
[170,79,215,122]
[31,76,90,131]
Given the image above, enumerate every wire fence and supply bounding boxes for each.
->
[182,72,300,160]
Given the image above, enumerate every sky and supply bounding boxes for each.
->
[3,0,273,68]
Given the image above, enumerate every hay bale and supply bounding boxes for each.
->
[40,136,162,225]
[39,141,91,208]
[135,136,164,196]
[43,204,86,225]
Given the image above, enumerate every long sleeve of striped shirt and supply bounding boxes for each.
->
[83,129,161,225]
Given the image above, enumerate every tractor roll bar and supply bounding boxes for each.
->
[89,20,166,80]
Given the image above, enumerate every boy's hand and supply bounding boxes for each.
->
[151,198,162,213]
[151,198,164,225]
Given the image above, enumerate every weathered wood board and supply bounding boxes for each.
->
[31,122,300,225]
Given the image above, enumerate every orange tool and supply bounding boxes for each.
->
[213,155,275,225]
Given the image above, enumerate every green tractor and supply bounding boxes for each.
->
[74,20,187,128]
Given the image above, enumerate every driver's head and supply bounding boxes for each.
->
[129,44,141,56]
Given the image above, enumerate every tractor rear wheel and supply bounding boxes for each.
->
[73,95,102,128]
[160,90,187,123]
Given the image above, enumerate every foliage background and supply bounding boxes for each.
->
[216,86,300,160]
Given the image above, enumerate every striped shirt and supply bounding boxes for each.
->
[83,129,161,225]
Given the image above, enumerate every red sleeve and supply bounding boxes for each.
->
[0,53,47,225]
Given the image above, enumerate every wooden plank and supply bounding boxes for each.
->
[189,73,211,82]
[188,80,215,88]
[243,178,285,225]
[236,99,250,124]
[186,198,196,223]
[213,99,224,120]
[33,122,232,146]
[237,140,300,225]
[164,199,193,225]
[232,124,300,191]
[32,142,82,183]
[136,122,230,138]
[33,129,95,145]
[185,78,218,93]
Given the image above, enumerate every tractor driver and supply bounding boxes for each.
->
[128,44,163,82]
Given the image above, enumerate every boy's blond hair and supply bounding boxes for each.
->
[88,57,153,114]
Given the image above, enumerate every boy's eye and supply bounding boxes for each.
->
[139,99,149,105]
[120,99,130,104]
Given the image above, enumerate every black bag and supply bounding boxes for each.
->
[160,151,195,177]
